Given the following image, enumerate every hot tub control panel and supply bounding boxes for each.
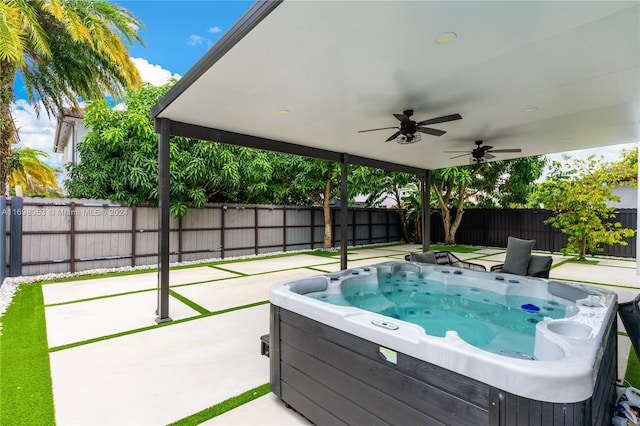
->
[372,319,399,330]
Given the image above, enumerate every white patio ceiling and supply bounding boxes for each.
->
[152,0,639,171]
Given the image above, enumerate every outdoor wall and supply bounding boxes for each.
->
[1,197,402,277]
[430,208,637,258]
[3,197,636,279]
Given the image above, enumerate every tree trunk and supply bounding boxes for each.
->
[322,169,333,249]
[442,205,466,245]
[579,233,588,261]
[441,206,454,245]
[393,187,411,242]
[0,61,17,195]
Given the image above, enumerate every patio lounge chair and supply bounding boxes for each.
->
[619,293,640,362]
[405,250,487,271]
[489,236,553,279]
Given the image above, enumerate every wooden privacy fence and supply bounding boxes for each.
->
[1,197,403,277]
[430,208,637,258]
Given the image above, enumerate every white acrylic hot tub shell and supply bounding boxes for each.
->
[269,262,617,403]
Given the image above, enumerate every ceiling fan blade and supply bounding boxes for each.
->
[443,150,471,153]
[358,126,399,133]
[485,153,496,160]
[417,113,462,126]
[417,127,446,136]
[489,148,522,153]
[385,131,402,142]
[480,145,494,152]
[449,153,470,159]
[393,113,409,121]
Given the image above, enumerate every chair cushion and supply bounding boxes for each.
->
[502,237,535,275]
[527,255,553,278]
[410,251,437,264]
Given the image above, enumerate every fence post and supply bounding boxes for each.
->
[0,196,5,285]
[131,206,137,268]
[178,216,183,263]
[220,206,225,259]
[310,207,315,249]
[69,201,76,273]
[9,197,22,277]
[254,206,259,256]
[282,207,287,252]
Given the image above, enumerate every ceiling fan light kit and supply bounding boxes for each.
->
[396,132,421,144]
[358,109,462,145]
[444,140,522,164]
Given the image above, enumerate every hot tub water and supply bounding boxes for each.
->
[308,269,570,358]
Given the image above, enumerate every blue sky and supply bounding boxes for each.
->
[114,1,252,76]
[9,0,637,182]
[11,1,254,175]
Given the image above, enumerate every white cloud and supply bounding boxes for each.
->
[545,142,636,165]
[132,57,181,86]
[10,100,62,171]
[187,34,212,47]
[208,26,222,34]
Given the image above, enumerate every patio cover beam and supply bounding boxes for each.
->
[166,120,427,175]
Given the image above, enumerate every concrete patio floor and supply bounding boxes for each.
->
[40,244,640,425]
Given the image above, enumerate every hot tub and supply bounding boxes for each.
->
[269,261,617,425]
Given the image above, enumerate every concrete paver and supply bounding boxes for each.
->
[42,267,238,305]
[219,255,337,275]
[343,248,415,259]
[203,394,308,425]
[593,258,638,268]
[175,268,321,312]
[551,263,640,288]
[50,305,271,425]
[45,291,199,348]
[312,257,399,272]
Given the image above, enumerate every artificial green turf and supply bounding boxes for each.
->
[308,249,344,258]
[168,383,271,426]
[567,258,599,265]
[169,290,210,315]
[430,244,480,253]
[626,346,640,388]
[0,283,55,425]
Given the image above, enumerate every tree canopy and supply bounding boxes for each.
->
[529,149,637,260]
[430,156,547,244]
[66,82,276,217]
[8,147,62,197]
[1,0,144,193]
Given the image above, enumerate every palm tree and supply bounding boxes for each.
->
[8,147,62,196]
[0,0,144,193]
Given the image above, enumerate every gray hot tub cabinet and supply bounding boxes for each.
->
[269,305,616,426]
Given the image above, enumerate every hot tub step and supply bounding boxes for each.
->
[260,333,270,357]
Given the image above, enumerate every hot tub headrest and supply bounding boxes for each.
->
[392,263,422,273]
[548,281,600,302]
[286,277,329,295]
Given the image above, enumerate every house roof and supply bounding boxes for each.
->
[53,108,85,153]
[151,0,639,171]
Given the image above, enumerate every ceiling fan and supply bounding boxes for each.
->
[358,109,462,144]
[445,140,522,163]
